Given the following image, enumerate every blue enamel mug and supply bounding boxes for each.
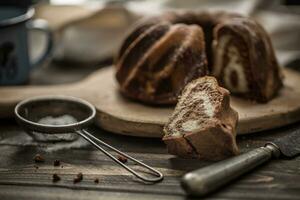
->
[0,6,53,85]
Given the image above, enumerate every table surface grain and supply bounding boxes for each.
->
[0,62,299,200]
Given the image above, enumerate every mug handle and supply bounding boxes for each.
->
[27,19,53,68]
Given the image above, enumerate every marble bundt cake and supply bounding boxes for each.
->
[212,18,282,101]
[115,22,208,104]
[115,11,283,104]
[163,76,239,160]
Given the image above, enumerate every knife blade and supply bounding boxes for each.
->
[181,127,300,197]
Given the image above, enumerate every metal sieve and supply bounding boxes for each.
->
[14,95,163,183]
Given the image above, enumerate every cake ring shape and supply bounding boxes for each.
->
[115,11,283,104]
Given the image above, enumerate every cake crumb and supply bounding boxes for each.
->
[73,173,83,183]
[53,160,60,166]
[34,165,39,170]
[34,154,45,163]
[94,178,99,184]
[52,174,61,182]
[117,155,127,163]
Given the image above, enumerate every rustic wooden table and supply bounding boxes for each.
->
[0,62,299,199]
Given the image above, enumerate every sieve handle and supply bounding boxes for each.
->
[76,129,164,183]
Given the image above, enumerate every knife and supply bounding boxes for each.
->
[181,127,300,196]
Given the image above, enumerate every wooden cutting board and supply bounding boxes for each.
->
[1,66,300,138]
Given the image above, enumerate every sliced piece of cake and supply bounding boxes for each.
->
[163,76,239,160]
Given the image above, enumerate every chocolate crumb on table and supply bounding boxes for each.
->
[94,178,99,184]
[52,174,61,182]
[73,173,83,183]
[34,154,45,163]
[117,155,127,163]
[34,165,39,169]
[53,160,60,166]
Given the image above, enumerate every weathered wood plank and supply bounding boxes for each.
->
[0,185,182,200]
[0,120,300,199]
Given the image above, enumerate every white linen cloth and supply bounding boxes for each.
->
[34,0,300,67]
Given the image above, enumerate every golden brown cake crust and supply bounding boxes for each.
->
[116,22,208,104]
[115,11,283,104]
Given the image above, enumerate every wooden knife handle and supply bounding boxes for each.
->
[181,144,281,196]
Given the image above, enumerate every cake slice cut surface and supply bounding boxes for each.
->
[163,76,239,160]
[212,18,283,102]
